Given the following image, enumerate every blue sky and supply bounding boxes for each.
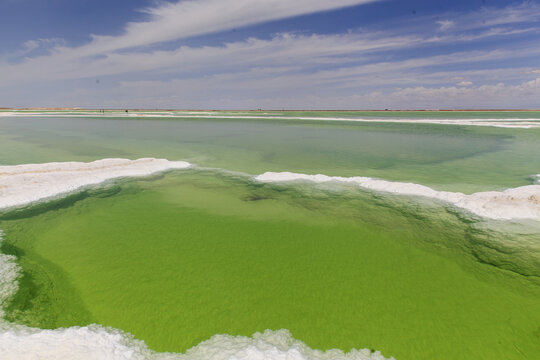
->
[1,0,539,109]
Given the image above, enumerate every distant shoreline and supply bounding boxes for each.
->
[1,108,540,112]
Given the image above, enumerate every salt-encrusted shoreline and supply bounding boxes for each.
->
[0,325,393,360]
[255,172,540,220]
[0,158,192,211]
[2,158,539,220]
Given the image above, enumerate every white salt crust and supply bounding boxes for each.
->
[255,172,540,220]
[0,158,192,211]
[0,326,392,360]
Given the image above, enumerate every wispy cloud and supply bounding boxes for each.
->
[0,32,428,85]
[31,75,539,110]
[432,1,540,33]
[68,0,378,56]
[437,20,454,31]
[1,0,540,109]
[3,25,540,88]
[374,77,540,109]
[473,1,540,28]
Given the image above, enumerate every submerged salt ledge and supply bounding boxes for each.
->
[255,172,540,220]
[0,158,192,211]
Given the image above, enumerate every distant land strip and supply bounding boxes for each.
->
[2,108,540,112]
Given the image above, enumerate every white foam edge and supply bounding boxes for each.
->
[254,172,540,221]
[0,158,192,211]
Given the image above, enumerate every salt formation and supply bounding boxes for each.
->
[0,327,393,360]
[0,158,192,211]
[0,232,20,319]
[255,172,540,220]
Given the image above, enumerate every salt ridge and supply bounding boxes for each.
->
[255,172,540,220]
[0,158,192,211]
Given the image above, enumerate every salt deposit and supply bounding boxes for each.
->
[0,158,192,211]
[255,172,540,220]
[0,327,392,360]
[0,232,20,319]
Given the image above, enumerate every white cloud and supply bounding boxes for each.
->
[3,31,540,109]
[0,32,429,85]
[2,0,538,88]
[0,38,65,63]
[3,27,540,89]
[23,66,539,110]
[478,1,540,27]
[1,0,540,109]
[365,78,540,109]
[437,20,454,31]
[22,40,39,52]
[69,0,378,56]
[433,1,540,33]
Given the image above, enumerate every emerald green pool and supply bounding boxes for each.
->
[1,112,539,360]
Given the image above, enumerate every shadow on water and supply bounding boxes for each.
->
[0,171,175,221]
[0,186,122,221]
[0,239,94,329]
[246,176,540,283]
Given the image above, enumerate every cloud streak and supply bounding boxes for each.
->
[69,0,378,55]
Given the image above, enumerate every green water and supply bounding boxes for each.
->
[1,112,540,359]
[2,171,540,359]
[1,113,540,193]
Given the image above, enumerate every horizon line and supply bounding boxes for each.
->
[2,108,540,112]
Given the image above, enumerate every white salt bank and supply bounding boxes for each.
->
[0,158,192,211]
[255,172,540,221]
[0,327,393,360]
